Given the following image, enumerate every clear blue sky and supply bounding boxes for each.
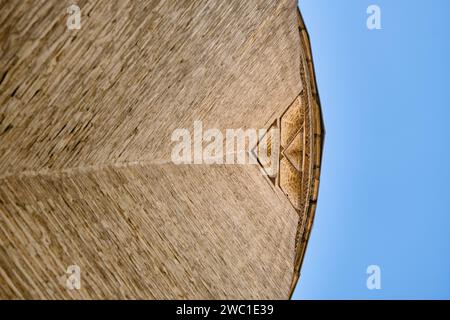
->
[293,0,450,299]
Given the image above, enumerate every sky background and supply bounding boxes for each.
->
[293,0,450,299]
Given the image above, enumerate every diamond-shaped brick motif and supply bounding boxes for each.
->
[283,131,303,172]
[255,95,306,211]
[280,97,304,147]
[279,157,302,210]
